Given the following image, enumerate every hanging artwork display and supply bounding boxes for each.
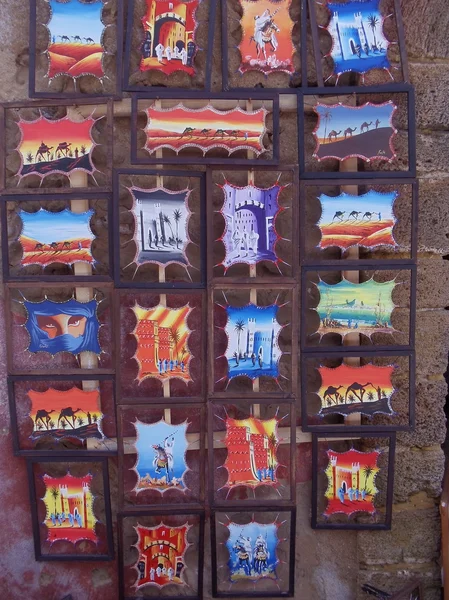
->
[23,298,101,356]
[132,419,189,492]
[131,302,193,383]
[314,277,396,339]
[217,179,286,270]
[133,522,191,587]
[139,0,199,77]
[317,190,398,250]
[313,101,397,163]
[15,114,98,182]
[226,520,279,582]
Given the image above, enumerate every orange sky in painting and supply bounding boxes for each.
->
[28,387,101,422]
[226,416,277,437]
[318,364,394,399]
[239,0,294,64]
[18,118,94,159]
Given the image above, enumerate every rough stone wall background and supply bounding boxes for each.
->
[0,0,448,598]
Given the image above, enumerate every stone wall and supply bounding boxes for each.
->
[0,0,447,598]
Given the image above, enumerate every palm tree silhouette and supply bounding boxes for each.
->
[367,14,379,50]
[50,486,59,514]
[170,327,181,360]
[93,414,98,423]
[234,319,245,358]
[48,419,55,430]
[322,108,332,144]
[26,152,33,163]
[163,214,175,243]
[362,465,374,491]
[267,432,278,471]
[173,209,182,248]
[76,416,84,427]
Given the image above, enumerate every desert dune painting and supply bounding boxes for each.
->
[45,0,105,81]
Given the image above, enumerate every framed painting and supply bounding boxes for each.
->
[211,284,296,398]
[299,179,418,263]
[298,87,416,179]
[29,0,124,98]
[118,404,204,509]
[131,93,279,165]
[1,193,113,282]
[311,431,396,530]
[6,283,114,374]
[221,0,303,91]
[118,510,205,600]
[8,374,117,456]
[0,98,113,194]
[123,0,217,92]
[301,264,416,351]
[211,508,295,597]
[206,166,297,282]
[27,456,114,560]
[118,290,204,402]
[301,351,415,432]
[208,401,296,506]
[308,0,409,86]
[113,169,206,288]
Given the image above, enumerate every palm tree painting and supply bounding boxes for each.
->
[367,14,379,50]
[173,209,182,248]
[234,319,246,359]
[50,486,59,514]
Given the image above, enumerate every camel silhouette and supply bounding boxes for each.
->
[35,142,53,162]
[360,121,373,133]
[345,382,373,403]
[56,142,71,157]
[328,130,341,142]
[362,212,374,220]
[84,37,95,44]
[34,242,44,251]
[58,407,83,429]
[332,211,345,221]
[58,35,71,42]
[35,409,54,429]
[72,35,82,42]
[348,211,362,220]
[344,127,357,139]
[323,385,344,406]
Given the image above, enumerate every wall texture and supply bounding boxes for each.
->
[0,0,447,598]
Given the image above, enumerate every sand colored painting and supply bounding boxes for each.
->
[313,101,397,162]
[238,0,294,75]
[42,472,97,543]
[144,104,268,156]
[226,521,279,582]
[318,190,397,249]
[131,303,193,383]
[315,277,396,338]
[134,523,190,587]
[139,0,198,76]
[317,363,395,418]
[18,208,95,267]
[324,448,380,517]
[46,0,104,81]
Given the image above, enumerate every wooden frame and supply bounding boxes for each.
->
[297,85,416,179]
[123,0,217,92]
[307,0,410,87]
[311,431,396,530]
[300,262,417,352]
[112,168,206,289]
[299,178,419,264]
[208,400,296,507]
[130,93,280,166]
[117,403,205,511]
[1,191,114,283]
[0,98,113,195]
[8,373,117,457]
[29,0,124,99]
[209,282,297,399]
[118,508,205,600]
[210,507,296,598]
[206,165,299,284]
[300,350,415,432]
[27,455,114,560]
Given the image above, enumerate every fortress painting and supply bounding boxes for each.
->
[226,520,279,582]
[140,0,198,76]
[134,522,190,588]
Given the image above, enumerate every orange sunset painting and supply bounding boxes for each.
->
[132,303,193,383]
[317,364,395,418]
[238,0,294,75]
[325,449,380,517]
[28,387,104,443]
[144,104,268,156]
[17,116,96,179]
[42,472,98,544]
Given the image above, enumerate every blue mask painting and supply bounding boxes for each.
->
[24,298,101,356]
[226,521,279,582]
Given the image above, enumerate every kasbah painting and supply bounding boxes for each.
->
[134,523,190,588]
[238,0,294,75]
[318,190,397,250]
[131,303,193,383]
[16,116,95,179]
[140,0,198,76]
[42,472,97,543]
[317,363,395,418]
[28,386,104,443]
[324,449,380,517]
[18,208,95,268]
[45,0,104,81]
[223,416,279,489]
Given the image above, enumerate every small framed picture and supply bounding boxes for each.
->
[311,431,396,530]
[211,507,295,597]
[27,456,114,560]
